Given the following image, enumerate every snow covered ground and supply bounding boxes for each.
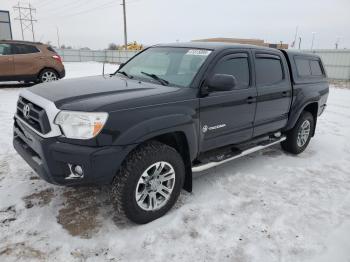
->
[0,62,350,262]
[63,62,118,79]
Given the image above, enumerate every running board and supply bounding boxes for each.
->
[192,136,286,172]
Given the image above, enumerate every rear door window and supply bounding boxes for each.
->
[12,44,40,55]
[255,55,284,85]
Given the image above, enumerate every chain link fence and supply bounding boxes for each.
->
[56,49,139,64]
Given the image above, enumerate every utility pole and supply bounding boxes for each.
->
[121,0,128,50]
[28,3,35,41]
[298,37,302,50]
[13,3,37,41]
[56,26,61,48]
[292,26,298,48]
[311,32,316,50]
[335,37,341,49]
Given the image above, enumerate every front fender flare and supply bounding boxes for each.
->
[113,114,199,160]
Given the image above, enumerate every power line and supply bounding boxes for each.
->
[26,0,141,49]
[127,0,145,4]
[39,0,118,20]
[38,0,95,16]
[32,0,58,8]
[13,2,37,41]
[38,0,145,19]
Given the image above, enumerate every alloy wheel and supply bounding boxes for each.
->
[297,120,311,147]
[135,161,176,211]
[41,71,58,82]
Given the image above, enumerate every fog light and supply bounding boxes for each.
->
[74,165,83,176]
[66,164,84,179]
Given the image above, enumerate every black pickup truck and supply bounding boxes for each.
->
[13,42,329,223]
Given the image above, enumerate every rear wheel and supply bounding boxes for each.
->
[282,111,315,154]
[111,141,185,224]
[39,69,59,83]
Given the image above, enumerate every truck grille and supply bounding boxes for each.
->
[16,96,51,135]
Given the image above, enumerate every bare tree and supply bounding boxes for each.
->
[107,43,119,50]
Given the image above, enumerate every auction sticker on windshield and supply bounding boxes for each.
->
[186,49,212,56]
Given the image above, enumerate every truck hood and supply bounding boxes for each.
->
[28,75,184,111]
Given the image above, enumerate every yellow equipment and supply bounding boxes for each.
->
[120,41,143,51]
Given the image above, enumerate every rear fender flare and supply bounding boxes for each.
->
[285,96,319,131]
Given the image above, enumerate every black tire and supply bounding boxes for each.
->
[38,69,59,83]
[281,111,315,154]
[111,141,185,224]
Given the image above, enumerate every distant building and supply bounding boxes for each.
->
[192,37,288,49]
[0,10,12,40]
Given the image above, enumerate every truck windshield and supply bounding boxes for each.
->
[117,47,212,87]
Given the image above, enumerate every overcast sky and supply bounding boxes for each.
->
[3,0,350,50]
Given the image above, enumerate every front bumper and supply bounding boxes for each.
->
[13,118,132,186]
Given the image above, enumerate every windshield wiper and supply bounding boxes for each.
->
[141,71,169,86]
[117,71,133,79]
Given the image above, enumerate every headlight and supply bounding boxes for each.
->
[54,111,108,139]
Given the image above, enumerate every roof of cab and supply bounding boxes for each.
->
[155,41,279,52]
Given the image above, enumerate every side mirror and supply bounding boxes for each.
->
[207,74,237,92]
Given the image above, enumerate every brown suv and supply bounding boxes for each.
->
[0,40,65,83]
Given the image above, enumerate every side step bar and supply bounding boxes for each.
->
[192,136,286,172]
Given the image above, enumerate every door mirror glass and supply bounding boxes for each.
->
[208,74,237,92]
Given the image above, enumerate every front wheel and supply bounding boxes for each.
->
[111,141,185,224]
[281,111,315,154]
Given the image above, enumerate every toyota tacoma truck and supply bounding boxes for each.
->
[13,42,329,224]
